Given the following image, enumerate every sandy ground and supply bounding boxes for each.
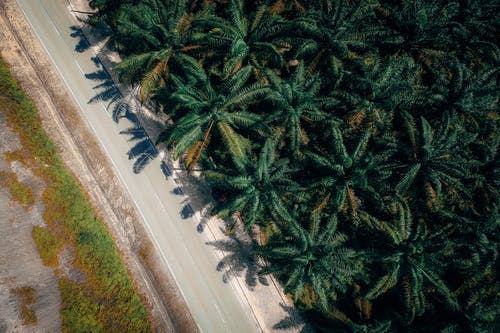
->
[0,112,62,333]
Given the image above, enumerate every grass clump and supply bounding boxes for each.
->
[0,55,152,331]
[32,225,64,267]
[0,170,34,209]
[12,287,37,325]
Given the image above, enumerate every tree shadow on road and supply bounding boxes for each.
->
[119,122,158,173]
[70,25,90,53]
[84,64,121,105]
[273,303,314,332]
[158,153,214,219]
[82,61,158,173]
[69,22,159,174]
[206,227,268,290]
[69,20,111,54]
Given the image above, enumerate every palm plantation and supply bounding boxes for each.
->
[88,0,499,331]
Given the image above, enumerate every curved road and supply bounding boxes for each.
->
[15,0,260,332]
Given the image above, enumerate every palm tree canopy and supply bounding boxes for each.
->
[206,138,298,227]
[158,57,269,169]
[194,0,289,77]
[258,214,363,311]
[89,1,500,331]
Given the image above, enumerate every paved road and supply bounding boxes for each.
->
[15,0,260,332]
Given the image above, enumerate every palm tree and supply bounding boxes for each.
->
[450,67,499,134]
[157,57,269,170]
[206,138,297,227]
[395,111,478,210]
[305,124,395,218]
[195,0,289,78]
[453,268,500,333]
[88,0,135,24]
[364,199,459,324]
[375,0,499,64]
[110,0,200,101]
[472,134,500,216]
[257,214,363,312]
[456,0,499,65]
[291,0,390,74]
[264,62,330,159]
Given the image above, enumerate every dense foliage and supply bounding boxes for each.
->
[89,0,499,331]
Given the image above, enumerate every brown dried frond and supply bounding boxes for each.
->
[348,109,366,129]
[354,297,372,319]
[176,14,193,34]
[299,127,310,145]
[184,141,204,172]
[424,181,440,212]
[308,49,326,73]
[298,285,317,309]
[231,61,243,75]
[347,186,359,216]
[269,0,285,14]
[184,125,212,172]
[326,306,352,324]
[312,193,331,216]
[294,0,305,12]
[179,45,203,52]
[139,59,168,101]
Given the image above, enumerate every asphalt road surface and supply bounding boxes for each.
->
[15,0,261,331]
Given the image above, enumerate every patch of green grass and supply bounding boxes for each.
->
[32,225,64,267]
[0,55,152,332]
[0,170,34,209]
[59,277,104,332]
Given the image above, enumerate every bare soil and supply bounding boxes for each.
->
[0,112,62,333]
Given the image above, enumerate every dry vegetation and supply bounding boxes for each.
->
[0,55,152,332]
[11,287,37,326]
[31,225,64,267]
